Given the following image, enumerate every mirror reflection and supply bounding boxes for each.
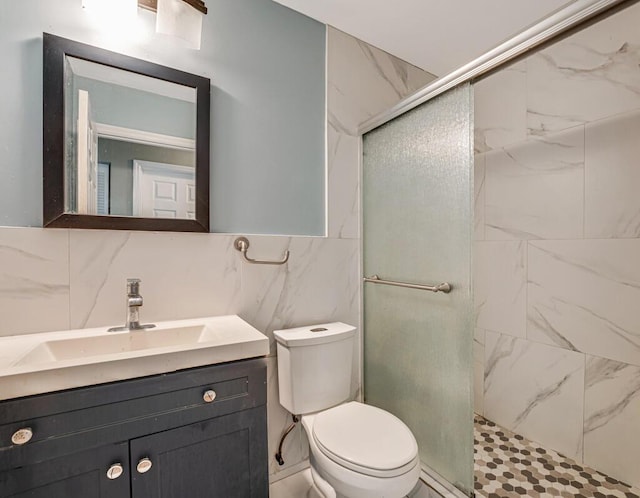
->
[64,56,197,219]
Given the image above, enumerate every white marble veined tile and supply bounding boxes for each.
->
[474,61,527,152]
[327,123,360,240]
[239,236,360,353]
[474,328,485,416]
[585,109,640,238]
[584,356,640,488]
[528,239,640,367]
[69,231,240,329]
[474,153,485,242]
[266,356,309,478]
[526,2,640,136]
[0,228,69,336]
[484,127,584,241]
[327,27,435,135]
[239,236,360,396]
[474,241,526,338]
[484,331,585,461]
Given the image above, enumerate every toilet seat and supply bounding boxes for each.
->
[312,402,419,478]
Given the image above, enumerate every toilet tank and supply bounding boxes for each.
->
[274,322,356,415]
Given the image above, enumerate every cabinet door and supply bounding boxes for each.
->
[131,406,267,498]
[0,442,129,498]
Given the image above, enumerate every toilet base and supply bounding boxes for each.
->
[309,466,336,498]
[309,454,420,498]
[308,481,416,498]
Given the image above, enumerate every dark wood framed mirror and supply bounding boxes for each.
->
[43,33,210,232]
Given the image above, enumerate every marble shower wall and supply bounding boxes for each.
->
[474,2,640,489]
[0,27,432,482]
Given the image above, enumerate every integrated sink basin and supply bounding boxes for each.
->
[14,325,209,366]
[0,315,269,401]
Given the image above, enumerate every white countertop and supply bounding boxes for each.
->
[0,315,269,401]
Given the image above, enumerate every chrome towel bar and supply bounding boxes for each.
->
[364,274,452,293]
[234,237,290,266]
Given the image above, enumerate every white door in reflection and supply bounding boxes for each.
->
[77,89,99,215]
[132,160,196,219]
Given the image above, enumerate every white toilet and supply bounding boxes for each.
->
[274,322,420,498]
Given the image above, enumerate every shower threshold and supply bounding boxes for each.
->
[474,415,639,498]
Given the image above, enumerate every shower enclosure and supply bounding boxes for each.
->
[361,1,640,496]
[362,83,475,496]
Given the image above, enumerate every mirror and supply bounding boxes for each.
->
[43,33,210,232]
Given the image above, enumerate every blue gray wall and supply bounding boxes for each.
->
[0,0,326,235]
[73,76,196,139]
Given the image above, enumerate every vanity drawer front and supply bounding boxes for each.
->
[0,358,266,470]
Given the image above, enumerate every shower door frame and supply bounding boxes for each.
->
[358,0,632,136]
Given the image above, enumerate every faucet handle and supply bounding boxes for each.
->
[127,278,141,295]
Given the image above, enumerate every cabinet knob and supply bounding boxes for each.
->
[203,390,217,403]
[11,428,33,445]
[106,463,124,480]
[137,457,153,474]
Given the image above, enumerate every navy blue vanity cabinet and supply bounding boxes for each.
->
[0,358,268,498]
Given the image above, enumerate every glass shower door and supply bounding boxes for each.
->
[363,83,474,495]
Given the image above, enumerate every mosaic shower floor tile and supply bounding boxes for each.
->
[474,415,640,498]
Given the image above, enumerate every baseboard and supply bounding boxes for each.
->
[269,460,310,484]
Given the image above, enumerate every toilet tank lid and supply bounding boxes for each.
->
[274,322,356,347]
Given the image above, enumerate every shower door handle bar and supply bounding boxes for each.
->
[363,274,452,293]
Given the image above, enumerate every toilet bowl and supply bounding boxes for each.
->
[302,402,420,498]
[274,323,420,498]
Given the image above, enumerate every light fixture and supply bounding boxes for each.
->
[82,0,138,18]
[138,0,207,15]
[81,0,142,45]
[139,0,206,50]
[82,0,206,50]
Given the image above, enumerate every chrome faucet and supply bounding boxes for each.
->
[108,278,156,332]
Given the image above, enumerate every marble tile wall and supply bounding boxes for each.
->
[474,2,640,488]
[583,357,640,486]
[327,27,436,139]
[484,128,584,241]
[0,228,69,336]
[483,331,585,461]
[0,26,432,482]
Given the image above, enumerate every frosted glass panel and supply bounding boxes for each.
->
[363,83,474,494]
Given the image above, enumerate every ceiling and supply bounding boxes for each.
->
[273,0,577,76]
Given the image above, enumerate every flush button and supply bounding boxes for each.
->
[11,428,33,445]
[310,327,328,332]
